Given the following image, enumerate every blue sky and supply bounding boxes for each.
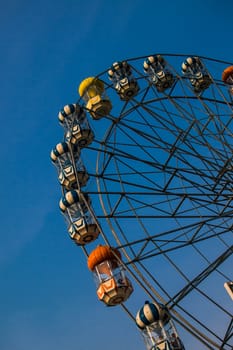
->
[0,1,233,349]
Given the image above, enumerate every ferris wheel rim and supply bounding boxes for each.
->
[52,52,233,349]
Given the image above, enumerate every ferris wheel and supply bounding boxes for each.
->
[51,54,233,350]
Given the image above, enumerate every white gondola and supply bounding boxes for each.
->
[181,56,212,93]
[136,301,185,350]
[59,190,100,245]
[50,142,89,189]
[108,61,140,100]
[143,55,174,92]
[58,103,94,147]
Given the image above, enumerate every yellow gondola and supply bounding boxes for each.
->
[78,77,112,119]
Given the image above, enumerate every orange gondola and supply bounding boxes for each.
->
[87,245,133,306]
